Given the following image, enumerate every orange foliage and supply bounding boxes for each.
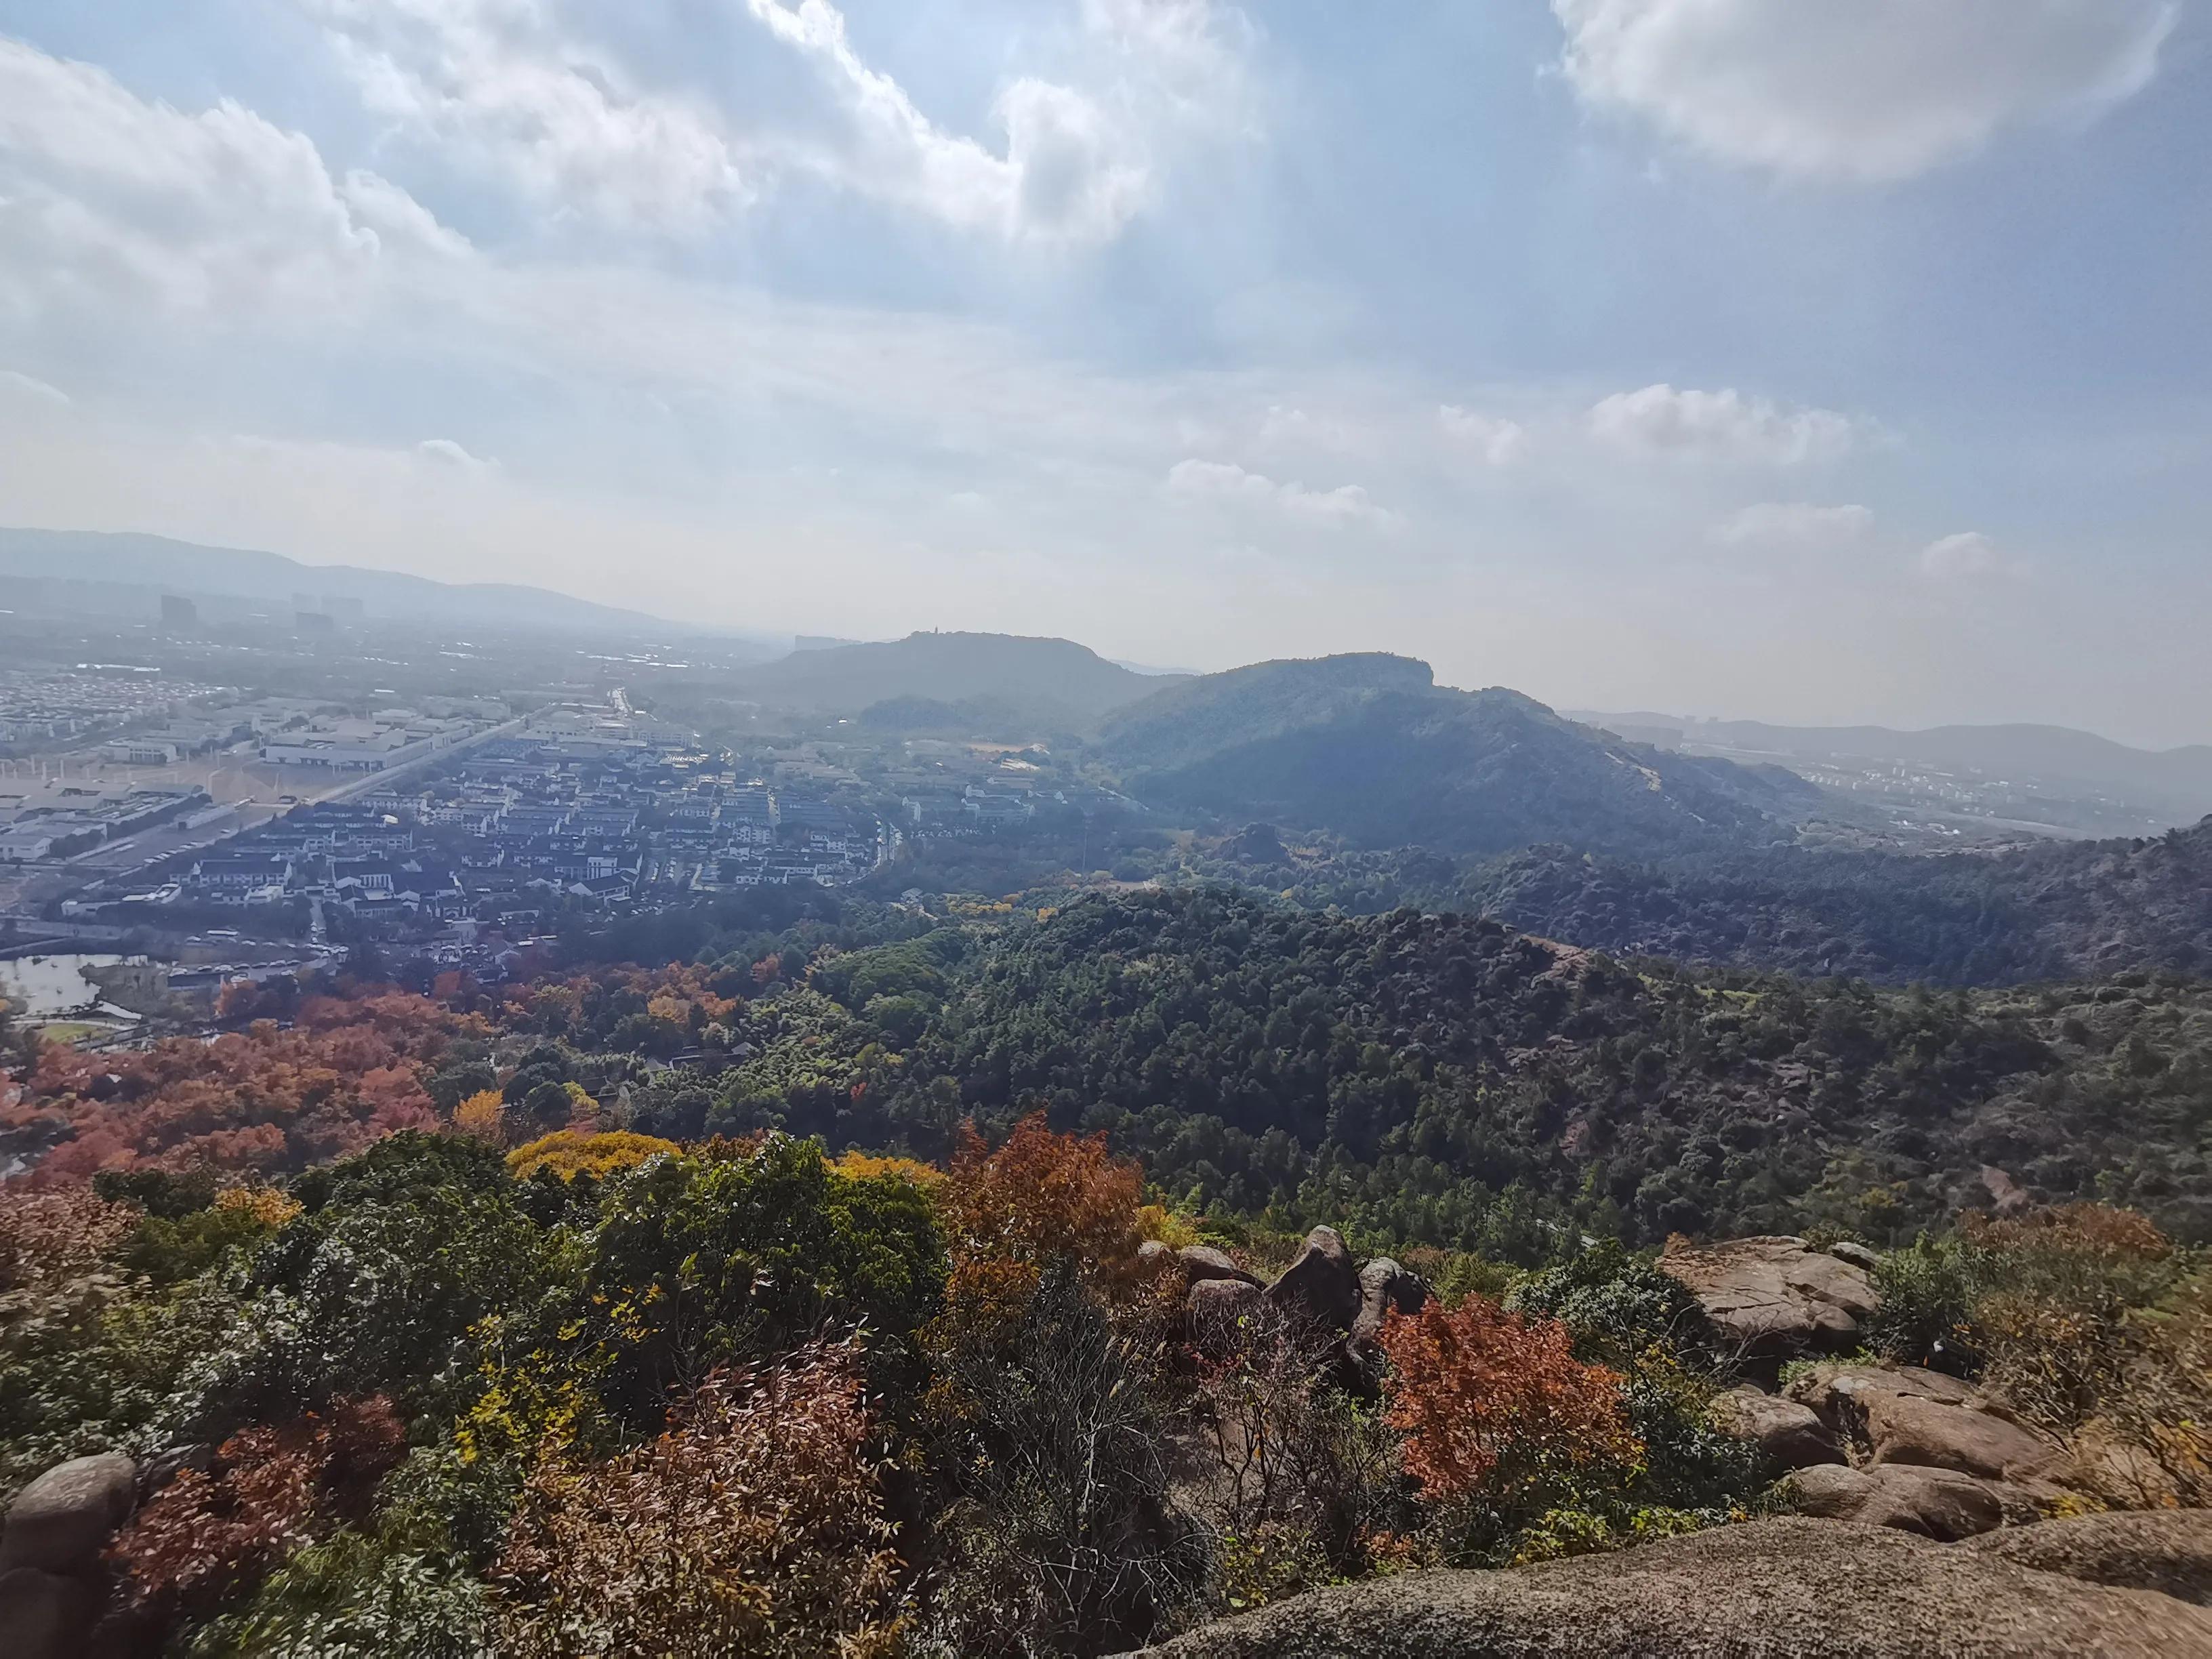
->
[940,1114,1147,1296]
[1377,1297,1639,1507]
[4,988,475,1183]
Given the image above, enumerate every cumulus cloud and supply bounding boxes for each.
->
[1552,0,2177,183]
[1920,530,2008,580]
[1589,384,1861,464]
[1438,405,1528,466]
[300,0,1244,243]
[0,38,455,314]
[1167,458,1393,528]
[1715,501,1873,546]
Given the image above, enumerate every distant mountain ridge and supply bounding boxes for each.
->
[1097,654,1824,859]
[728,630,1183,725]
[1580,710,2212,820]
[0,528,697,638]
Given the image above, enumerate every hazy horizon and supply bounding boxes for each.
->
[3,2,2208,745]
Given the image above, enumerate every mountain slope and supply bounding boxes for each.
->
[1582,711,2212,823]
[730,631,1181,724]
[1096,655,1822,859]
[1460,817,2212,984]
[0,527,693,637]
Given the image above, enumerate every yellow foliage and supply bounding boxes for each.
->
[508,1130,678,1183]
[213,1185,303,1229]
[1135,1203,1202,1250]
[454,1089,508,1146]
[832,1150,943,1187]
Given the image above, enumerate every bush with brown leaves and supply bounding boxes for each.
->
[495,1338,903,1659]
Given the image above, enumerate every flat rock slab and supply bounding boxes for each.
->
[1966,1509,2212,1607]
[1658,1236,1876,1364]
[1126,1517,2212,1658]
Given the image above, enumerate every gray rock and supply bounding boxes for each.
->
[1785,1462,2005,1542]
[1261,1227,1359,1336]
[1349,1258,1427,1349]
[1179,1245,1261,1289]
[1708,1387,1843,1469]
[1828,1240,1881,1272]
[1864,1391,2063,1483]
[1966,1509,2212,1606]
[1188,1277,1262,1349]
[1124,1517,2212,1656]
[0,1567,96,1659]
[1139,1240,1176,1274]
[1657,1235,1877,1368]
[0,1452,137,1575]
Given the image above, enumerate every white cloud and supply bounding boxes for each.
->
[0,38,451,316]
[1438,405,1528,466]
[1553,0,2177,183]
[1589,384,1862,464]
[1715,501,1872,546]
[417,436,491,469]
[1167,457,1393,528]
[300,0,1228,244]
[1920,530,2007,580]
[0,369,69,407]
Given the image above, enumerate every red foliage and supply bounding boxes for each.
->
[1377,1297,1640,1507]
[108,1396,407,1620]
[4,989,476,1183]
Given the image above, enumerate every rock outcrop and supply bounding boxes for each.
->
[1784,1463,2005,1541]
[1349,1258,1427,1350]
[1656,1235,1877,1370]
[1126,1517,2212,1657]
[1179,1246,1262,1289]
[1261,1227,1360,1336]
[1965,1509,2212,1606]
[1708,1387,1843,1469]
[1188,1277,1263,1349]
[0,1452,140,1659]
[1862,1391,2062,1483]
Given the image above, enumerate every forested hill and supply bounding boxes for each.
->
[729,630,1179,722]
[1462,821,2212,985]
[657,890,2212,1254]
[1092,654,1823,859]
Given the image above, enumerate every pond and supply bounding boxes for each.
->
[0,952,140,1017]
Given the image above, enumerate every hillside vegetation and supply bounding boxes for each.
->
[729,630,1180,723]
[1094,655,1822,860]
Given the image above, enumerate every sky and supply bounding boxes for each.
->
[0,1,2207,747]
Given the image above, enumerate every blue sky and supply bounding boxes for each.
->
[0,1,2205,745]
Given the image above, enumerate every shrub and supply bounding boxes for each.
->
[1506,1240,1713,1369]
[1865,1235,1982,1373]
[504,1130,676,1183]
[109,1396,408,1629]
[495,1340,903,1659]
[1378,1296,1640,1555]
[919,1262,1202,1656]
[578,1134,944,1422]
